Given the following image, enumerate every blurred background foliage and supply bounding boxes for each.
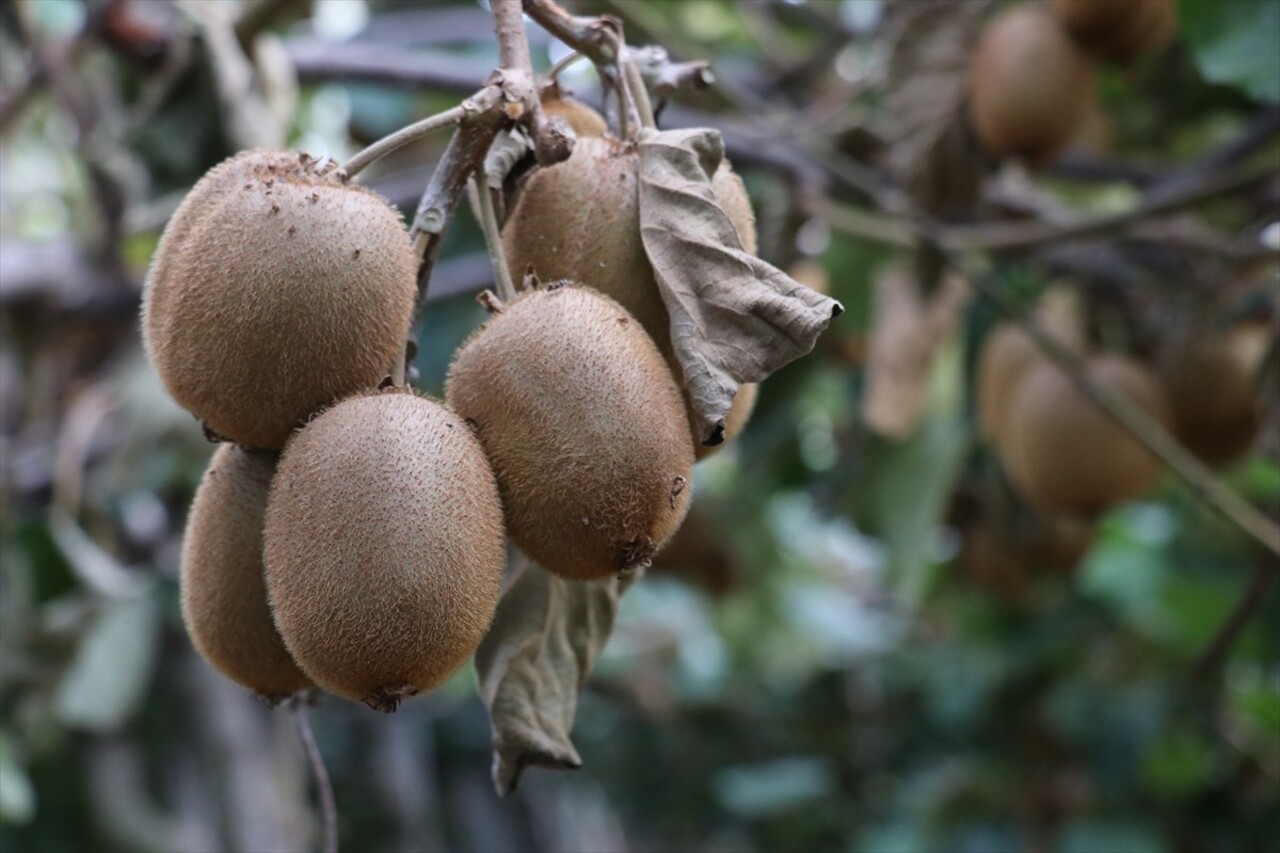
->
[1,1,1278,852]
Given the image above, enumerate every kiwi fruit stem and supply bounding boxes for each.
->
[623,58,657,132]
[546,53,587,83]
[469,174,518,301]
[342,102,470,179]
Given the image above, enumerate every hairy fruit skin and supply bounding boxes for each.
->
[501,136,759,454]
[541,95,608,138]
[503,137,756,358]
[143,149,418,449]
[446,286,695,581]
[1002,356,1173,514]
[181,445,312,700]
[968,5,1097,166]
[264,391,505,710]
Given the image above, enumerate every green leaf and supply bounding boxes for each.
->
[0,732,35,825]
[1177,0,1280,102]
[859,413,969,603]
[54,591,161,732]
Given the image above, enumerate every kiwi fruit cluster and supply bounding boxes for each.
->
[967,1,1178,165]
[177,385,506,711]
[150,150,508,710]
[502,106,762,459]
[156,93,768,705]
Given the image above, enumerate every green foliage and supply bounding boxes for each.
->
[1177,0,1280,102]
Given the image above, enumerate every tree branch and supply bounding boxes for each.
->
[1192,556,1277,684]
[941,158,1276,253]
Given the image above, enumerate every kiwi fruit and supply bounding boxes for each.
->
[977,324,1047,448]
[968,5,1097,165]
[181,444,311,700]
[263,390,505,710]
[977,305,1085,448]
[143,149,418,449]
[503,137,757,359]
[1159,335,1261,467]
[501,136,759,452]
[1001,355,1173,514]
[1049,0,1177,62]
[541,93,608,138]
[445,285,694,580]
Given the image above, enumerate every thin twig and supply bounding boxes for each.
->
[404,84,508,364]
[546,49,585,82]
[524,0,621,69]
[292,701,338,853]
[810,156,1277,254]
[342,104,469,178]
[623,56,656,131]
[469,173,517,301]
[941,158,1276,253]
[1192,556,1277,684]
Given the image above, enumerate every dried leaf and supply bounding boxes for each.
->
[484,126,534,191]
[883,1,987,214]
[637,128,842,444]
[475,552,637,797]
[862,266,970,438]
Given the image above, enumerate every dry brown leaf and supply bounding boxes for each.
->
[637,127,842,444]
[883,0,987,214]
[474,551,637,797]
[484,126,533,191]
[862,265,971,438]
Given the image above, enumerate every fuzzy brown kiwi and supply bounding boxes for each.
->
[1049,0,1176,62]
[445,285,694,581]
[978,309,1086,448]
[1158,335,1261,467]
[142,149,418,449]
[968,5,1097,166]
[1001,355,1173,513]
[541,94,608,138]
[977,324,1047,448]
[503,137,757,359]
[263,390,505,711]
[501,136,759,452]
[181,444,312,700]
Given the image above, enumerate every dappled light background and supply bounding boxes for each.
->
[1,1,1278,852]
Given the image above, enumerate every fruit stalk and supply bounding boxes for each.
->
[291,701,338,853]
[468,173,517,301]
[622,54,656,131]
[340,103,470,179]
